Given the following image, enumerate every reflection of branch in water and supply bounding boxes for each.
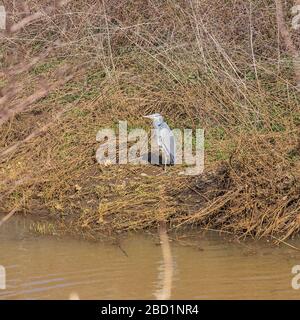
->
[0,208,17,228]
[155,221,173,300]
[69,292,80,300]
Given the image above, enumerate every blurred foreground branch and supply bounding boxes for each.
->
[275,0,300,89]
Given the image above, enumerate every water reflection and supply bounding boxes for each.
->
[155,222,173,300]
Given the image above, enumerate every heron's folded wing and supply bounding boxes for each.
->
[160,127,176,163]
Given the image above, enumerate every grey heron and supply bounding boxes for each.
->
[144,113,176,166]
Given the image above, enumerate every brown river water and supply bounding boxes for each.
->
[0,217,300,300]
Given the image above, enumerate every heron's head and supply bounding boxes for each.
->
[143,113,163,124]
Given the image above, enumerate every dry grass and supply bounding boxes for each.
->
[0,0,299,241]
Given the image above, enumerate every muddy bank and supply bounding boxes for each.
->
[1,141,299,242]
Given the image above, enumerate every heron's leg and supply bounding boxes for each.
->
[164,154,167,172]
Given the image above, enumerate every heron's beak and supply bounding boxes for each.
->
[143,115,152,119]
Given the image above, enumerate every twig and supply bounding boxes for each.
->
[271,235,300,251]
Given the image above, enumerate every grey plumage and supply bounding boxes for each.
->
[144,113,176,165]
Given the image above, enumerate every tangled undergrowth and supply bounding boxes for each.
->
[0,0,300,241]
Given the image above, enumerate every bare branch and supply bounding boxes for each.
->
[8,0,72,34]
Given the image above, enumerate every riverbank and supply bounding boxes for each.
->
[0,1,300,241]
